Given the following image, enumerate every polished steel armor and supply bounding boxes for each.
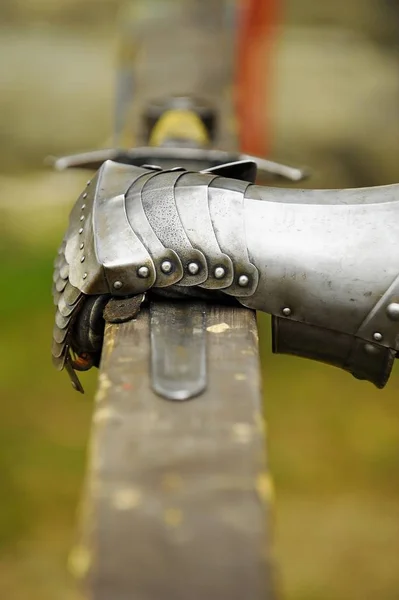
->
[52,159,399,391]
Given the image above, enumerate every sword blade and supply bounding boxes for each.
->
[150,301,207,401]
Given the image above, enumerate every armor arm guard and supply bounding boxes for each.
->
[240,183,399,387]
[52,159,399,390]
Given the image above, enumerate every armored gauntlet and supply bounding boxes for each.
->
[52,160,399,390]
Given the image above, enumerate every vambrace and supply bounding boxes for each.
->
[241,183,399,388]
[52,159,399,390]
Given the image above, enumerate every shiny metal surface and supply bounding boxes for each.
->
[238,275,249,287]
[187,262,200,275]
[64,167,106,296]
[356,272,399,350]
[214,266,226,279]
[241,182,399,385]
[150,301,207,401]
[174,171,234,289]
[137,266,150,278]
[208,177,259,297]
[141,171,208,286]
[96,190,156,293]
[241,182,399,339]
[125,171,184,288]
[93,162,156,295]
[52,160,154,389]
[387,302,399,321]
[161,260,173,273]
[64,161,158,295]
[52,157,399,389]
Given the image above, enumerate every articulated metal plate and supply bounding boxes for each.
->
[208,177,259,297]
[174,172,234,289]
[125,172,185,287]
[52,156,399,389]
[141,171,208,286]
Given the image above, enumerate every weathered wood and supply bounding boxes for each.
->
[76,303,274,599]
[72,5,274,596]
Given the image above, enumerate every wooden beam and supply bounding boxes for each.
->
[73,303,275,599]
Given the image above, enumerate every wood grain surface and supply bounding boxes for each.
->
[77,303,274,599]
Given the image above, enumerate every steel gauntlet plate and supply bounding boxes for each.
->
[52,159,399,390]
[241,181,399,387]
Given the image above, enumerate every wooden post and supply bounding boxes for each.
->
[70,2,275,598]
[72,304,275,599]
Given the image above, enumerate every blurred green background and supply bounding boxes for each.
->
[1,1,399,599]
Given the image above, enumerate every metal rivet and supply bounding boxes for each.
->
[238,274,249,287]
[161,260,173,274]
[81,204,86,210]
[188,262,200,275]
[387,302,399,321]
[113,281,123,290]
[82,273,87,280]
[86,180,91,186]
[373,332,383,342]
[80,256,85,263]
[80,215,85,221]
[83,192,88,199]
[364,343,380,356]
[282,307,292,317]
[80,243,84,250]
[138,266,150,278]
[79,227,84,234]
[214,266,226,279]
